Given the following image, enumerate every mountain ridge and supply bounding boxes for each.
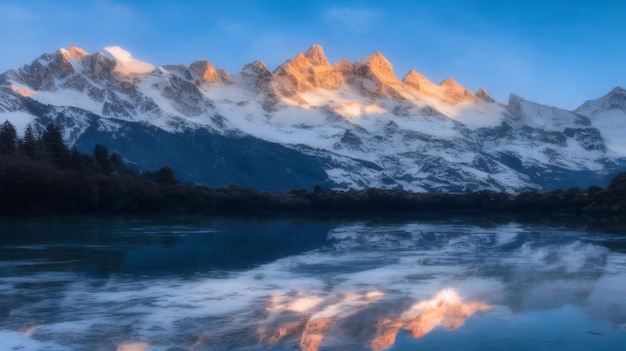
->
[0,44,624,192]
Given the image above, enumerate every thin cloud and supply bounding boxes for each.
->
[0,3,37,21]
[95,0,133,18]
[216,19,246,35]
[325,6,380,33]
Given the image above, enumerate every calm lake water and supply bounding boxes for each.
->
[1,216,625,351]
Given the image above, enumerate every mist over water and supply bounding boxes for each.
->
[1,217,625,350]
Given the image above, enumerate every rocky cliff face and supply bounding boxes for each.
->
[0,44,623,191]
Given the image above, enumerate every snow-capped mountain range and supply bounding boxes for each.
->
[1,44,624,191]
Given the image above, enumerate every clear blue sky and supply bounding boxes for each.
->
[0,0,624,109]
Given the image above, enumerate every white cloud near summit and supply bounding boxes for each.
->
[103,46,155,75]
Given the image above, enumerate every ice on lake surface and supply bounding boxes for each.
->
[1,217,625,350]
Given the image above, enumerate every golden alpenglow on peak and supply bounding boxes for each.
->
[304,44,330,66]
[360,51,394,76]
[440,77,474,104]
[439,77,463,89]
[272,45,349,96]
[68,46,88,58]
[188,60,231,85]
[402,69,439,92]
[291,53,309,66]
[189,60,218,81]
[59,46,89,62]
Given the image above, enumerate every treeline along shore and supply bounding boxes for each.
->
[1,121,626,217]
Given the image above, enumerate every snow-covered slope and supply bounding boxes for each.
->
[575,87,626,157]
[0,44,623,191]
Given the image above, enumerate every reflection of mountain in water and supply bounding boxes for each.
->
[1,219,624,351]
[256,288,490,351]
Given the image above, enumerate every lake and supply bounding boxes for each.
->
[1,216,625,350]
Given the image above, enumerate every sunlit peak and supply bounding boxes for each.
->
[304,43,330,66]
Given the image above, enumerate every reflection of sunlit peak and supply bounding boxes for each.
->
[289,296,325,312]
[439,288,461,304]
[366,290,386,300]
[116,342,149,351]
[261,289,488,351]
[20,325,40,335]
[368,289,492,351]
[266,293,324,313]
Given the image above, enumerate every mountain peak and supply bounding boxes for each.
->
[439,77,461,89]
[292,53,309,66]
[439,78,474,104]
[241,60,271,78]
[61,46,89,59]
[575,86,626,115]
[304,44,329,66]
[475,88,494,103]
[359,51,394,76]
[403,69,437,92]
[403,69,426,80]
[189,60,230,84]
[608,86,626,97]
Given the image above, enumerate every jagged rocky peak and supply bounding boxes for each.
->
[280,53,310,73]
[603,86,626,106]
[271,45,350,96]
[439,78,474,104]
[189,60,230,85]
[304,43,330,66]
[358,51,395,77]
[240,60,272,78]
[609,86,626,96]
[506,93,530,114]
[402,69,439,92]
[81,52,116,79]
[60,46,89,60]
[439,77,463,89]
[507,93,525,104]
[240,60,273,92]
[351,51,408,101]
[475,88,494,103]
[576,86,626,116]
[6,46,85,90]
[402,70,479,105]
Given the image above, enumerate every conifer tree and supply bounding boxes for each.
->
[42,124,70,167]
[20,124,41,159]
[0,120,17,155]
[94,144,111,173]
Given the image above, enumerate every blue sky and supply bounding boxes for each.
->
[0,0,624,109]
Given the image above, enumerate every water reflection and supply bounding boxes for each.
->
[116,342,149,351]
[0,218,625,350]
[255,288,490,351]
